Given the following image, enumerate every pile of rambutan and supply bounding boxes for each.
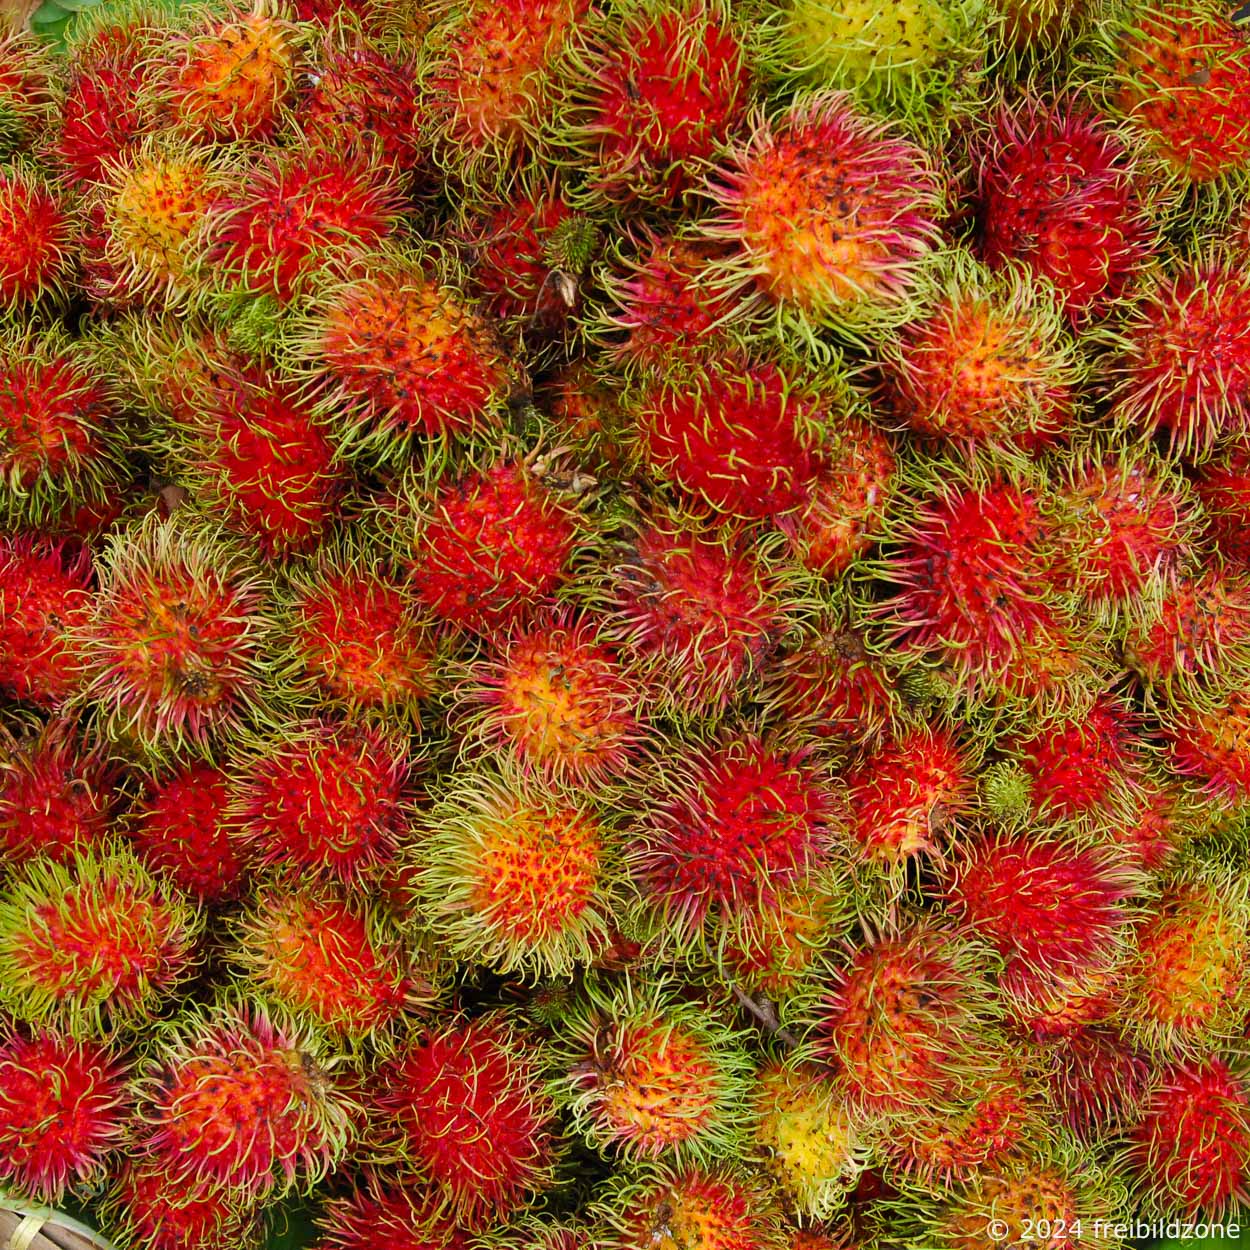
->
[3,0,1250,1248]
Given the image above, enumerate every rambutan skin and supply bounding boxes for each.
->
[0,1027,128,1203]
[0,164,75,309]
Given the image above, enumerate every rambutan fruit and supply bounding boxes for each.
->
[313,1170,468,1250]
[1048,1027,1150,1142]
[592,229,736,369]
[943,828,1139,1016]
[157,0,298,142]
[422,0,588,181]
[630,731,837,948]
[91,135,222,306]
[766,610,900,746]
[1110,257,1250,459]
[102,1160,264,1250]
[1124,568,1250,698]
[74,513,273,759]
[229,883,420,1043]
[0,844,201,1037]
[1108,0,1250,184]
[228,717,413,883]
[0,718,117,865]
[0,163,74,311]
[54,22,155,186]
[973,95,1154,322]
[0,326,126,527]
[819,925,998,1117]
[0,1027,127,1203]
[414,767,610,977]
[0,535,93,708]
[552,978,752,1164]
[283,549,441,719]
[878,465,1094,709]
[555,0,753,206]
[298,32,424,174]
[634,354,827,521]
[1128,1056,1250,1218]
[455,608,644,784]
[1118,872,1250,1053]
[401,453,582,634]
[374,1014,555,1226]
[780,413,896,578]
[877,255,1081,451]
[1049,448,1197,611]
[699,90,942,338]
[1162,686,1250,801]
[604,513,792,720]
[1195,441,1250,566]
[155,360,348,557]
[752,1059,868,1219]
[994,0,1093,51]
[0,32,52,157]
[128,762,246,904]
[844,722,972,866]
[135,999,354,1199]
[759,0,988,113]
[303,256,521,456]
[210,146,403,304]
[595,1163,788,1250]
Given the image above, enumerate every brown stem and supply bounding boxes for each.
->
[730,984,800,1049]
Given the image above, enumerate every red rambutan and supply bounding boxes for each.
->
[1195,441,1250,566]
[136,1000,354,1199]
[975,95,1153,322]
[314,1170,467,1250]
[0,844,201,1036]
[0,163,74,309]
[0,1027,127,1203]
[700,89,941,335]
[228,717,412,883]
[0,535,93,708]
[0,32,52,157]
[1163,686,1250,801]
[375,1014,555,1227]
[1048,1027,1150,1142]
[128,763,246,904]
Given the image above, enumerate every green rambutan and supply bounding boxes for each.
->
[134,998,354,1199]
[413,767,610,976]
[73,513,273,759]
[630,731,837,948]
[0,535,93,709]
[0,325,126,527]
[555,0,753,206]
[228,717,413,883]
[102,1159,264,1250]
[0,1026,127,1203]
[402,453,583,634]
[973,94,1154,322]
[634,354,827,521]
[595,1163,788,1250]
[699,89,942,338]
[304,256,521,456]
[156,1,298,142]
[994,0,1092,51]
[1118,872,1250,1053]
[229,882,421,1043]
[374,1014,555,1227]
[877,255,1081,451]
[0,844,201,1037]
[819,924,998,1117]
[0,163,75,310]
[1111,257,1250,459]
[1127,1056,1250,1219]
[283,549,441,719]
[604,513,792,719]
[552,977,752,1164]
[844,722,972,865]
[1108,0,1250,184]
[752,1059,869,1220]
[210,145,403,303]
[454,608,645,784]
[0,718,117,865]
[128,762,246,903]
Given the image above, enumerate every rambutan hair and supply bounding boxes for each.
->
[0,161,75,310]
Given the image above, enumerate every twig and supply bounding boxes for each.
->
[730,984,800,1049]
